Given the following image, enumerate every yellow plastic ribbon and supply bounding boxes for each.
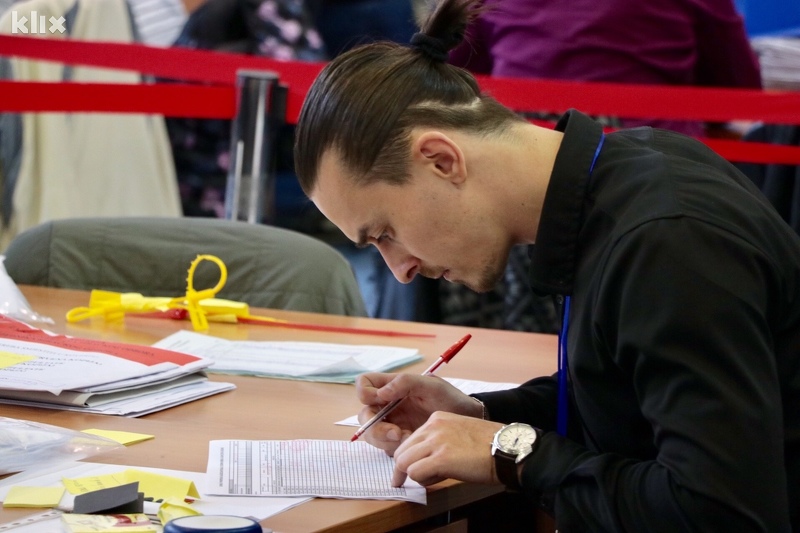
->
[65,291,172,324]
[66,254,435,338]
[66,254,241,332]
[165,254,226,331]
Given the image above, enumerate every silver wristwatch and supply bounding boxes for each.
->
[491,422,539,490]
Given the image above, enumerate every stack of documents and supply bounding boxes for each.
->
[0,315,234,416]
[153,330,423,384]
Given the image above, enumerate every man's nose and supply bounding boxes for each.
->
[379,247,419,284]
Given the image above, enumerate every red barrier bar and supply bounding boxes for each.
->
[2,35,800,126]
[0,35,318,123]
[482,76,800,125]
[2,80,800,165]
[703,138,800,165]
[0,81,236,118]
[2,36,800,165]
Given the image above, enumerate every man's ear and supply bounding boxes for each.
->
[412,131,466,184]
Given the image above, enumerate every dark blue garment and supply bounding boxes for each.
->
[313,0,416,56]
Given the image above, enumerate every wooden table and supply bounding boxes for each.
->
[0,286,558,532]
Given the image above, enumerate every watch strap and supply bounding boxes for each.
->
[494,448,523,491]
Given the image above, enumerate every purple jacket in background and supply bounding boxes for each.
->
[449,0,762,136]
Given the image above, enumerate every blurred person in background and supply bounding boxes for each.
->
[166,0,325,219]
[309,0,416,57]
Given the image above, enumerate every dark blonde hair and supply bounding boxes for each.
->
[293,0,524,194]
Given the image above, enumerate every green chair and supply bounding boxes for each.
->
[3,217,367,317]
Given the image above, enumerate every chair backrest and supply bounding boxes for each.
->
[3,217,367,317]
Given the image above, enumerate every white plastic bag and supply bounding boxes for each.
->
[0,417,124,475]
[0,256,53,324]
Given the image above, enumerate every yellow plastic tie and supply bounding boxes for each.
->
[66,255,238,330]
[167,254,228,331]
[66,291,169,323]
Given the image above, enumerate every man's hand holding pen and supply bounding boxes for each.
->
[351,334,473,443]
[352,334,515,487]
[354,372,504,486]
[353,373,473,451]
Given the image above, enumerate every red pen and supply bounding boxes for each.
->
[350,333,472,442]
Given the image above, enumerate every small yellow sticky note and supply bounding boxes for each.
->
[82,429,154,446]
[62,472,128,495]
[124,470,200,501]
[0,351,36,369]
[63,470,199,502]
[3,485,65,508]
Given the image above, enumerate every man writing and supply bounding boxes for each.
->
[293,0,800,530]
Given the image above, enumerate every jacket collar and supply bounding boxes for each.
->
[529,109,605,295]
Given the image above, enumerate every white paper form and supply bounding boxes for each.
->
[206,440,426,504]
[154,330,423,383]
[336,377,520,426]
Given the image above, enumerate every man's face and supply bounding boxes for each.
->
[310,149,511,293]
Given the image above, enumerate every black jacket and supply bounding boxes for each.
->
[476,110,800,532]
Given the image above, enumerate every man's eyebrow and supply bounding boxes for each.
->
[354,226,370,249]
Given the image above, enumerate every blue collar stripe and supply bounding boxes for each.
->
[556,133,605,437]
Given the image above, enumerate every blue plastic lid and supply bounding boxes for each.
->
[163,515,263,533]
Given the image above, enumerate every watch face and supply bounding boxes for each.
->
[496,423,537,454]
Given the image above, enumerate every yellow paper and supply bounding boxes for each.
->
[63,470,199,501]
[125,470,200,501]
[81,429,155,446]
[0,351,36,369]
[62,473,127,495]
[61,513,158,533]
[3,485,65,507]
[157,496,202,524]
